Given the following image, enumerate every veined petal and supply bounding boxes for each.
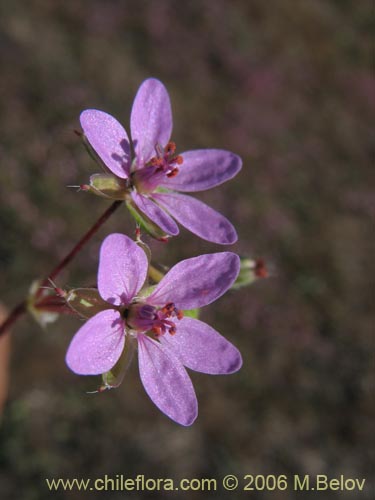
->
[130,78,172,166]
[65,310,124,375]
[80,110,131,178]
[153,192,238,244]
[98,233,148,306]
[159,149,242,192]
[131,192,179,236]
[160,317,242,374]
[137,333,197,426]
[147,252,240,310]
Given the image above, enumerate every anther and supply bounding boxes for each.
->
[165,142,176,155]
[150,157,164,167]
[167,168,179,178]
[152,325,163,337]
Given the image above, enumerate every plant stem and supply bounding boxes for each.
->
[0,200,123,337]
[0,301,27,337]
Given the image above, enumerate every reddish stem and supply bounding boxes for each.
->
[0,301,27,337]
[0,200,123,337]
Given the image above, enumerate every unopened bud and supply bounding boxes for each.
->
[27,280,63,328]
[231,257,269,290]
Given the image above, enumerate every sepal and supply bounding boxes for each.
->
[65,288,111,319]
[100,334,137,390]
[126,197,170,241]
[83,173,129,199]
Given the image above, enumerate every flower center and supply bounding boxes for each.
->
[132,142,183,193]
[126,301,183,338]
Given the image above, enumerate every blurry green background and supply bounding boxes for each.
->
[0,1,373,499]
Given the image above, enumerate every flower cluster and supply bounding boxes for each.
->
[62,78,254,425]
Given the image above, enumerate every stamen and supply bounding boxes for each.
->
[155,143,165,157]
[174,155,183,165]
[167,168,179,178]
[152,325,163,337]
[165,142,176,155]
[150,157,164,167]
[128,300,182,339]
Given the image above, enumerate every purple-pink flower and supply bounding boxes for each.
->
[80,78,242,244]
[66,233,242,425]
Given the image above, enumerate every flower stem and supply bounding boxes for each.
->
[0,200,123,337]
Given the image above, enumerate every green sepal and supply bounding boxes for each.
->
[125,198,170,241]
[87,173,129,199]
[183,308,200,319]
[66,288,111,319]
[101,334,137,389]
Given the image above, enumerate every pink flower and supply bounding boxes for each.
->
[80,78,242,244]
[66,234,242,425]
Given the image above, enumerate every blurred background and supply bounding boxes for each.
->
[0,1,373,498]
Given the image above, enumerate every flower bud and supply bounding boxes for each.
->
[27,280,67,328]
[231,258,268,290]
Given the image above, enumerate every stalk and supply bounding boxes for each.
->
[0,200,123,337]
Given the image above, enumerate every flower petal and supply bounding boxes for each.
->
[130,78,172,166]
[98,233,148,306]
[160,317,242,374]
[65,310,124,375]
[147,252,240,310]
[80,110,131,178]
[131,192,179,236]
[153,192,238,244]
[159,149,242,192]
[137,333,198,426]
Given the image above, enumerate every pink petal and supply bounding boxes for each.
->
[147,252,240,310]
[65,310,125,375]
[130,78,172,166]
[80,110,131,178]
[137,334,198,426]
[159,149,242,192]
[160,317,242,374]
[131,192,179,236]
[98,233,148,306]
[153,192,238,244]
